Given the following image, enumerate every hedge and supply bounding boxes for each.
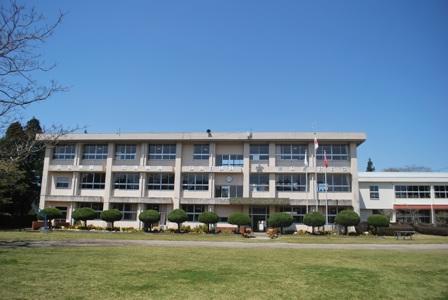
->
[413,223,448,236]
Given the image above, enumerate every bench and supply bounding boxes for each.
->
[394,231,415,240]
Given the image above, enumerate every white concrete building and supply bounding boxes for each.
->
[359,172,448,225]
[37,131,448,230]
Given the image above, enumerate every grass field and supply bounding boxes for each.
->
[0,230,448,244]
[0,246,447,299]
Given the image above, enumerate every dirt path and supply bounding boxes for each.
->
[1,239,448,251]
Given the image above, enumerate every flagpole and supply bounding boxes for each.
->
[314,134,318,212]
[305,150,308,214]
[325,164,328,225]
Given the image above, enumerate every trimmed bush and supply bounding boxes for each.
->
[38,208,62,229]
[303,212,325,234]
[168,209,188,232]
[228,212,251,232]
[367,214,390,235]
[413,223,448,236]
[100,209,122,230]
[72,207,97,228]
[198,211,219,233]
[335,210,360,235]
[355,221,369,234]
[268,212,294,234]
[139,210,160,232]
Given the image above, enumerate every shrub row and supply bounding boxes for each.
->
[413,223,448,236]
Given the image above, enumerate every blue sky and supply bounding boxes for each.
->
[23,0,448,171]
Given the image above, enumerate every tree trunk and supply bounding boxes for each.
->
[149,224,152,232]
[312,226,315,234]
[345,225,348,235]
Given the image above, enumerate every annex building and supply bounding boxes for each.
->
[37,131,448,231]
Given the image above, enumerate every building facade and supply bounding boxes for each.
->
[38,131,364,230]
[37,131,448,230]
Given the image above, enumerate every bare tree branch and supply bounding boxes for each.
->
[0,1,66,124]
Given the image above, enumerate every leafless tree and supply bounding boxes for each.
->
[0,1,65,125]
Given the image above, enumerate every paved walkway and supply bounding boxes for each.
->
[1,239,448,251]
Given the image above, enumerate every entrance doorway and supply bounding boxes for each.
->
[249,206,269,232]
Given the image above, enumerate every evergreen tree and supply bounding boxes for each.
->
[366,158,375,172]
[0,118,44,216]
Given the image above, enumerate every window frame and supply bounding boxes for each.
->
[113,173,140,190]
[148,144,177,160]
[82,144,108,160]
[182,173,209,191]
[53,144,75,160]
[111,203,137,221]
[317,174,351,192]
[80,173,106,190]
[55,176,71,189]
[181,204,205,222]
[250,173,270,192]
[249,144,269,161]
[276,174,307,192]
[394,185,430,199]
[215,154,244,166]
[435,186,448,198]
[316,144,349,161]
[215,185,243,198]
[369,185,380,200]
[147,173,175,190]
[193,144,210,160]
[77,202,103,219]
[115,144,137,160]
[277,144,307,160]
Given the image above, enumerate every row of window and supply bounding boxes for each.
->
[53,143,350,162]
[55,173,351,192]
[368,185,448,200]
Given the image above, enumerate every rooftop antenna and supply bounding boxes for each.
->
[206,129,212,137]
[117,128,121,135]
[247,129,253,139]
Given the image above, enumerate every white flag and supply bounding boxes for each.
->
[304,150,308,167]
[314,136,319,151]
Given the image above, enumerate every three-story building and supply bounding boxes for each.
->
[38,131,366,230]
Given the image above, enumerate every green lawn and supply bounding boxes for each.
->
[0,246,447,299]
[0,230,448,244]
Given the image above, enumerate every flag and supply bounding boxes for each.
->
[304,150,308,167]
[314,136,319,152]
[323,150,329,168]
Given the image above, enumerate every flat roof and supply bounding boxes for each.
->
[37,131,367,144]
[359,172,448,183]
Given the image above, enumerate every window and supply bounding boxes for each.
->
[280,206,306,223]
[216,154,244,166]
[55,176,70,189]
[193,144,210,160]
[110,203,137,220]
[82,144,108,160]
[114,173,139,190]
[53,144,75,160]
[182,173,209,191]
[219,216,228,223]
[80,173,105,189]
[148,144,176,160]
[435,186,448,198]
[115,144,137,160]
[276,174,307,192]
[316,144,349,160]
[77,202,103,219]
[250,144,269,161]
[277,144,307,160]
[396,209,431,224]
[250,174,269,192]
[395,186,430,198]
[370,186,379,199]
[215,185,243,198]
[182,205,205,222]
[147,173,175,190]
[317,174,351,192]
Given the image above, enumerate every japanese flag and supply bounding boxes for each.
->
[314,136,319,151]
[324,150,329,168]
